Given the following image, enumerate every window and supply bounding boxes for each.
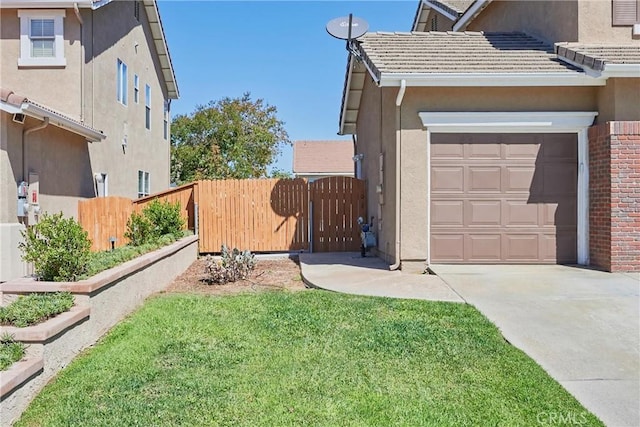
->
[145,84,151,129]
[134,74,139,104]
[163,100,170,140]
[137,170,150,198]
[18,10,66,67]
[612,0,640,25]
[117,59,128,105]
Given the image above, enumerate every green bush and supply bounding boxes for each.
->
[125,199,185,246]
[0,292,74,328]
[205,245,256,285]
[124,211,155,246]
[0,334,26,371]
[143,199,185,239]
[19,213,92,281]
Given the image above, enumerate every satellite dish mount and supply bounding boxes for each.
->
[326,14,369,61]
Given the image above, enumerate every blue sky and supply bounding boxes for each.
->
[158,1,417,173]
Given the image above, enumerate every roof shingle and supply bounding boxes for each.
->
[555,44,640,71]
[355,31,582,79]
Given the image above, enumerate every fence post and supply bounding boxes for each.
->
[309,199,313,253]
[194,201,199,237]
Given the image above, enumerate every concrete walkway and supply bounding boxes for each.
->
[299,252,463,302]
[299,253,640,427]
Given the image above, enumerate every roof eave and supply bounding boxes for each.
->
[453,0,491,32]
[601,63,640,78]
[377,72,607,87]
[21,103,106,141]
[142,0,179,99]
[0,1,93,7]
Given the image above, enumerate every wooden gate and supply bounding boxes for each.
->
[310,176,366,252]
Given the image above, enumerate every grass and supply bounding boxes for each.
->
[0,334,26,371]
[0,292,75,328]
[16,291,603,426]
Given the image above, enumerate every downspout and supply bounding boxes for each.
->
[22,117,50,181]
[389,79,406,270]
[74,3,84,122]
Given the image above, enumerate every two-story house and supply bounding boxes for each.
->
[0,0,179,281]
[339,0,639,272]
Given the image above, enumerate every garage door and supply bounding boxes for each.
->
[430,133,577,263]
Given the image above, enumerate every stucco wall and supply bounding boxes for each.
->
[468,0,579,44]
[0,9,83,118]
[83,5,171,199]
[468,0,640,44]
[355,77,397,264]
[598,79,640,122]
[578,0,640,44]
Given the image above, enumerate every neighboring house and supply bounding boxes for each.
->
[339,0,639,272]
[292,140,355,181]
[0,0,179,281]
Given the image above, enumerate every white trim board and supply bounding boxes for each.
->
[420,111,597,266]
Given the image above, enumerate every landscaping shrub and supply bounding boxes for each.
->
[205,245,256,284]
[142,199,185,240]
[125,199,185,246]
[124,211,155,246]
[0,334,26,371]
[0,292,75,328]
[19,213,92,281]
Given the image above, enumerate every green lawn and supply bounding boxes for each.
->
[17,291,603,426]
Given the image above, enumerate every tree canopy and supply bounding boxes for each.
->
[170,93,290,184]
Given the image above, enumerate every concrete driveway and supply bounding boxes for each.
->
[430,264,640,427]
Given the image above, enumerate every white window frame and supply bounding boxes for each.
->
[134,74,139,104]
[137,170,150,198]
[145,84,151,130]
[18,10,66,67]
[117,59,128,106]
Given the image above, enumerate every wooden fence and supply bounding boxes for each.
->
[78,183,197,252]
[78,177,366,253]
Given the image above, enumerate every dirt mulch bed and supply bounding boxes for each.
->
[164,256,308,296]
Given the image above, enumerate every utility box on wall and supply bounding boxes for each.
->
[28,172,40,224]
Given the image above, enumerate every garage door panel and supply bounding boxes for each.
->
[504,141,541,159]
[467,234,502,261]
[543,164,577,196]
[467,200,501,226]
[543,136,577,158]
[504,201,540,227]
[431,235,464,261]
[468,167,501,192]
[468,143,501,159]
[432,167,464,192]
[432,201,463,225]
[430,133,577,264]
[505,166,536,192]
[504,234,540,261]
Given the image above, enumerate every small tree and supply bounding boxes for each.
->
[171,93,290,184]
[19,213,92,281]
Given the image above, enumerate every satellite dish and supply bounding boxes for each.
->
[326,15,369,40]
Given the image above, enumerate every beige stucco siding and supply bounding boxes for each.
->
[355,77,397,263]
[578,1,640,44]
[0,115,22,224]
[468,0,579,43]
[83,6,170,199]
[469,0,640,44]
[0,9,83,119]
[598,78,640,122]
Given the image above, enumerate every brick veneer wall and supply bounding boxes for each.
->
[588,122,640,272]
